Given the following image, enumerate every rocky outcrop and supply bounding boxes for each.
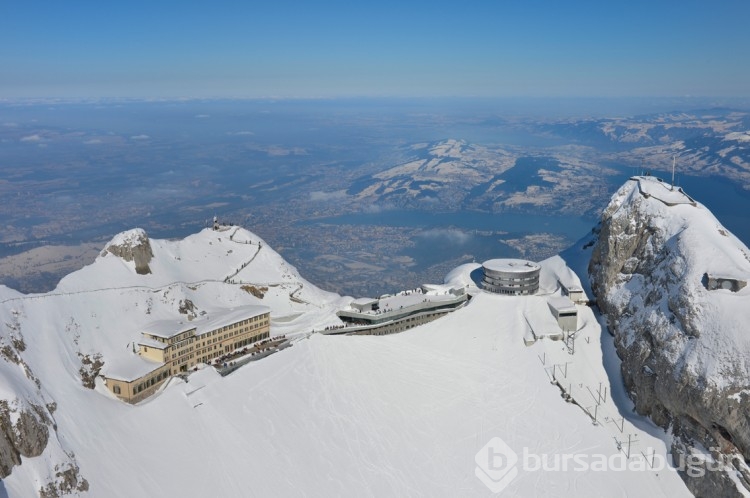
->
[178,298,198,319]
[241,285,267,299]
[590,177,750,496]
[38,461,89,498]
[0,401,50,477]
[1,308,87,495]
[104,228,154,274]
[78,353,104,389]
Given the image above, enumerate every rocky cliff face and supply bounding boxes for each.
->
[0,400,49,477]
[104,228,154,274]
[0,306,88,495]
[590,177,750,496]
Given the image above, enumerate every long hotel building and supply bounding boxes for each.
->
[102,305,270,403]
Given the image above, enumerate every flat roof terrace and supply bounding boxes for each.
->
[547,296,577,314]
[633,176,696,207]
[483,259,541,274]
[338,291,466,325]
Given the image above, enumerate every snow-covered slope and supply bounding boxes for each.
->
[590,176,750,496]
[0,226,345,496]
[0,223,693,497]
[0,285,21,301]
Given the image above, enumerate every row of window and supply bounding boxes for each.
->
[133,369,170,394]
[211,314,269,335]
[164,320,269,356]
[172,353,195,367]
[167,330,196,345]
[147,314,270,349]
[198,331,269,364]
[170,345,195,360]
[115,328,273,398]
[486,288,536,295]
[484,278,539,285]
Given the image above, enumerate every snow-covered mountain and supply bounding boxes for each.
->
[590,176,750,496]
[346,138,617,216]
[0,217,696,497]
[0,226,344,496]
[543,109,750,189]
[346,139,516,210]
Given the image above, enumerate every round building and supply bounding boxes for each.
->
[482,259,541,295]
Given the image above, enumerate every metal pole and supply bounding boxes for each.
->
[627,434,632,458]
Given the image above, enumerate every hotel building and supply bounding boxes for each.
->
[102,305,270,403]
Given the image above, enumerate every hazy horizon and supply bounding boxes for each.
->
[3,1,749,100]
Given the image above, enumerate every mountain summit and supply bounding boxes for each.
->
[590,176,750,496]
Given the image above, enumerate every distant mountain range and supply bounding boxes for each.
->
[540,108,750,187]
[345,138,616,217]
[342,110,749,220]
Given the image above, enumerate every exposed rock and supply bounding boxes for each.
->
[104,228,154,275]
[590,177,750,495]
[178,298,198,319]
[241,285,268,299]
[0,401,50,478]
[39,461,89,498]
[78,353,104,390]
[0,318,88,491]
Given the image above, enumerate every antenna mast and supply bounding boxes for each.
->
[671,155,676,190]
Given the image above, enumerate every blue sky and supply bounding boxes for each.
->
[1,0,749,99]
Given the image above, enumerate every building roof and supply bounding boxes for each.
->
[141,305,270,339]
[560,281,584,292]
[192,305,270,337]
[547,296,577,313]
[707,274,746,281]
[102,355,165,382]
[523,298,564,340]
[137,337,169,349]
[351,297,378,306]
[142,321,196,339]
[483,258,540,273]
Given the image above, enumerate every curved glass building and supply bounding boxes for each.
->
[482,259,540,295]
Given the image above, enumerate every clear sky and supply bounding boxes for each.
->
[1,0,749,99]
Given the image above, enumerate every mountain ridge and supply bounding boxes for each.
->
[590,175,750,496]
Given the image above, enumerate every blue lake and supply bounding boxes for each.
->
[678,175,750,246]
[302,210,598,271]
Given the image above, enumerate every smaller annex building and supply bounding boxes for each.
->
[704,273,747,293]
[102,305,270,403]
[482,259,541,295]
[559,280,587,304]
[547,296,578,332]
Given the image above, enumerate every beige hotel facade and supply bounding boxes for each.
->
[102,305,270,403]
